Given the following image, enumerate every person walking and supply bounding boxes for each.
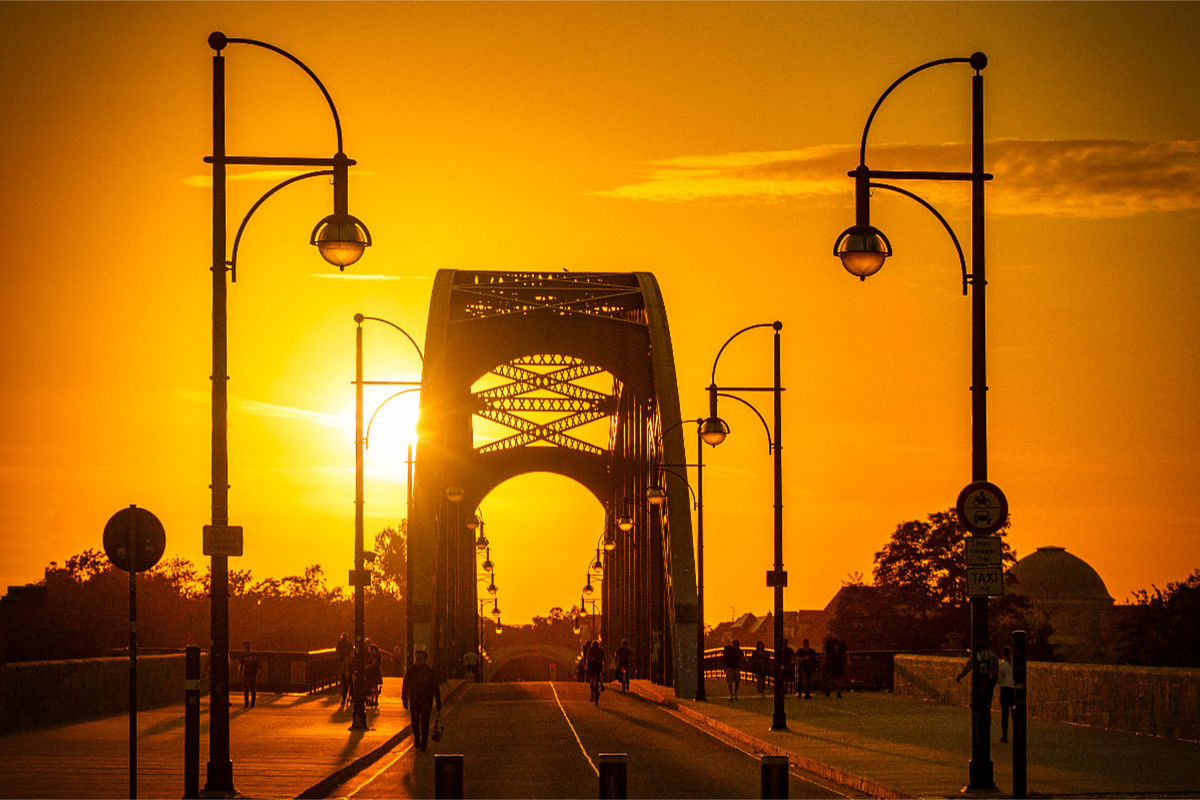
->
[615,639,633,692]
[795,638,818,699]
[402,649,442,752]
[238,641,261,708]
[998,645,1015,742]
[722,640,743,700]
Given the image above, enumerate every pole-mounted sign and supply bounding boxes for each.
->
[956,480,1008,535]
[103,504,166,800]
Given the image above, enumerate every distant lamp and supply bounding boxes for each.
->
[495,620,503,634]
[583,575,594,596]
[466,515,481,532]
[833,224,892,280]
[311,213,371,269]
[572,618,581,635]
[444,485,465,503]
[490,604,501,618]
[487,578,498,596]
[482,552,494,572]
[617,515,634,532]
[603,533,617,551]
[646,485,667,506]
[700,417,730,447]
[475,532,489,551]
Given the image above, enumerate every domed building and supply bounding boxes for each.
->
[1006,546,1115,661]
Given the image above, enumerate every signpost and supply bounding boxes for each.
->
[958,482,1008,600]
[956,481,1008,535]
[102,505,166,800]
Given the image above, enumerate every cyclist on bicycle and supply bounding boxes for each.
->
[615,639,633,692]
[585,640,606,703]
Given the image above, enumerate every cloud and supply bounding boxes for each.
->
[177,391,346,431]
[233,398,345,430]
[597,140,1200,218]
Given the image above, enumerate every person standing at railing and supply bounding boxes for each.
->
[238,641,261,708]
[722,640,743,700]
[751,641,768,696]
[795,638,818,700]
[336,633,353,707]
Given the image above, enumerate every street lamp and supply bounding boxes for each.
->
[705,322,786,730]
[353,315,422,731]
[204,31,369,793]
[834,52,997,792]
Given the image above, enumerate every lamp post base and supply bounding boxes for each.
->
[770,713,788,732]
[201,761,235,798]
[963,759,998,794]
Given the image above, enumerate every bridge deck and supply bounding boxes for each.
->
[1,677,1197,798]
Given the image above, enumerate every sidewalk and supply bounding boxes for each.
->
[0,678,464,799]
[630,679,1200,798]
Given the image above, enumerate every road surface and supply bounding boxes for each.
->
[337,681,851,799]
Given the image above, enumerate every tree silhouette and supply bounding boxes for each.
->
[831,508,1046,654]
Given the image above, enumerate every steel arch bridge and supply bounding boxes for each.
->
[408,270,698,696]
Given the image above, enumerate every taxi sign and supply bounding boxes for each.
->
[956,481,1009,535]
[967,566,1005,598]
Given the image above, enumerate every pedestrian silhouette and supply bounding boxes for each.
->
[402,649,442,752]
[238,641,261,708]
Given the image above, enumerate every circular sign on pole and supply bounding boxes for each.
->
[956,481,1009,535]
[103,505,166,573]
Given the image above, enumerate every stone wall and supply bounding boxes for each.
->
[1,654,204,734]
[894,655,1200,742]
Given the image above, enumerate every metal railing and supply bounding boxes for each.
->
[228,647,341,694]
[700,647,897,691]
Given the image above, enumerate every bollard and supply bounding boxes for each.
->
[434,754,464,799]
[1013,631,1027,799]
[598,753,628,799]
[761,755,789,799]
[183,645,201,799]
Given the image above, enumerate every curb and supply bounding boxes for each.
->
[627,683,911,800]
[295,680,473,799]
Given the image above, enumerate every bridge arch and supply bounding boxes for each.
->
[409,270,697,697]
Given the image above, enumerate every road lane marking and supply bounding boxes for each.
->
[342,702,461,798]
[549,683,599,776]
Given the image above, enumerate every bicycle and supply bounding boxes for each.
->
[617,665,629,693]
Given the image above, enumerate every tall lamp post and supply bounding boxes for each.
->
[353,315,422,730]
[832,52,999,792]
[205,32,369,793]
[647,420,706,700]
[703,322,786,730]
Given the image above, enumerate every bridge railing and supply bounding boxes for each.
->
[701,647,897,691]
[228,647,341,694]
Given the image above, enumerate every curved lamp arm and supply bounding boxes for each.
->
[657,466,699,509]
[859,55,982,166]
[710,322,778,386]
[217,34,345,154]
[228,170,331,282]
[358,315,425,362]
[365,387,421,449]
[717,392,773,453]
[869,182,969,295]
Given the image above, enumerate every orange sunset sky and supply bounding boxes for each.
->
[1,2,1198,626]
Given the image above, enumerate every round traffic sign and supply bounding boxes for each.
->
[103,505,166,573]
[956,481,1009,535]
